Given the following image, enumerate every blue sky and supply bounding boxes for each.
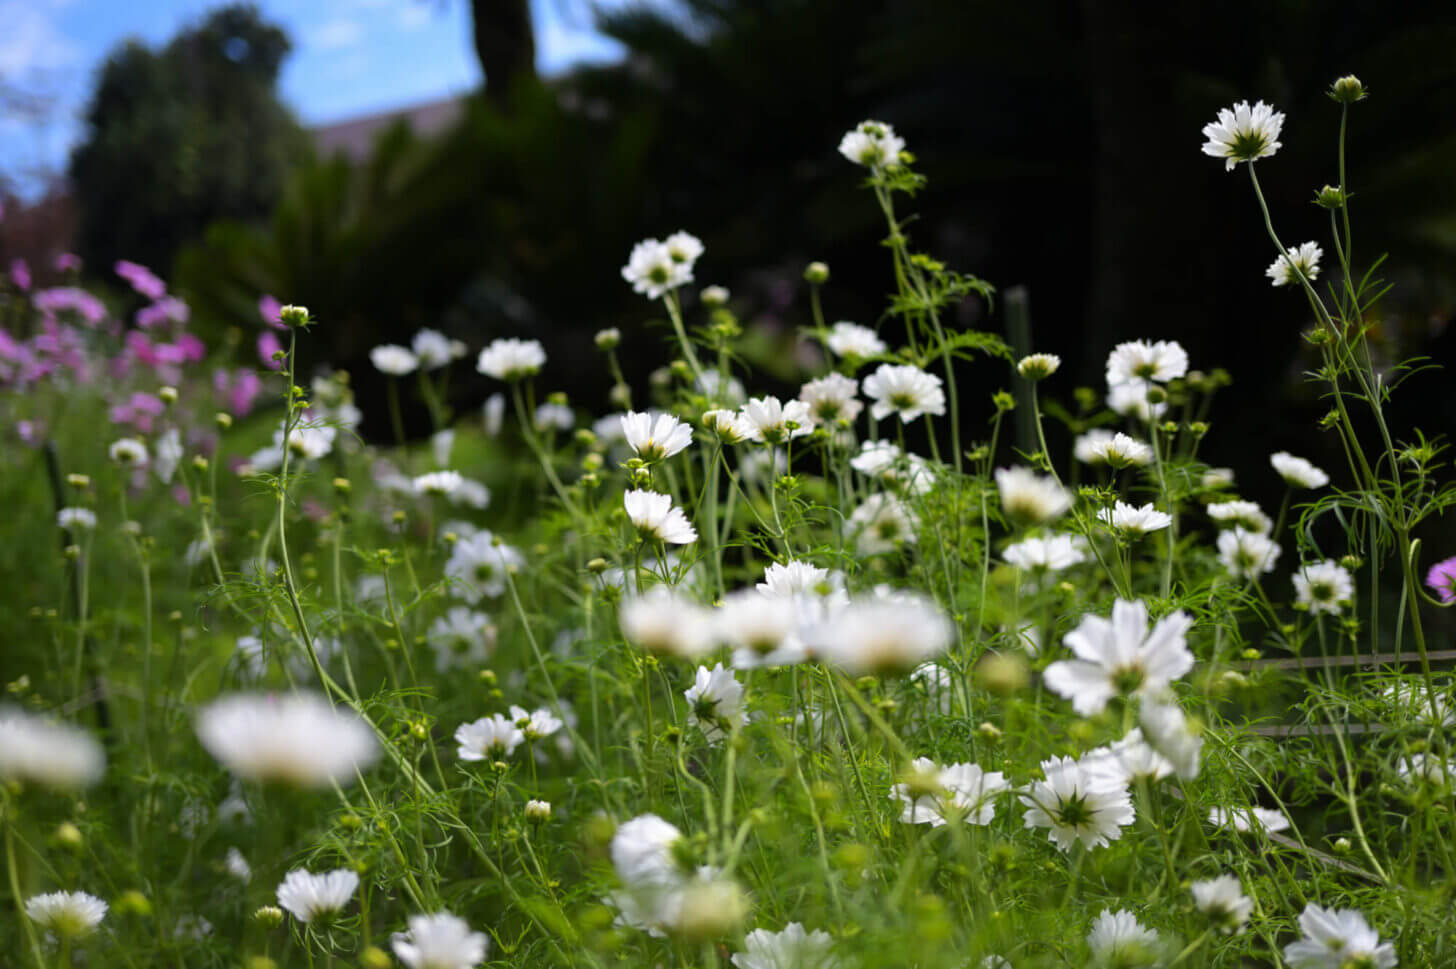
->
[0,0,632,197]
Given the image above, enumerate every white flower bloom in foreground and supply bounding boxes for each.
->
[622,238,694,299]
[154,427,183,483]
[444,530,524,602]
[0,708,105,788]
[412,328,456,369]
[702,408,756,444]
[1267,241,1323,287]
[1191,875,1253,934]
[1271,450,1329,489]
[825,321,886,359]
[1075,430,1152,468]
[509,704,563,741]
[455,713,523,760]
[1043,599,1193,716]
[1207,805,1289,834]
[799,373,863,426]
[57,507,97,531]
[476,338,546,381]
[1097,501,1172,537]
[1003,534,1087,573]
[425,608,495,669]
[850,493,918,554]
[622,411,694,460]
[1020,755,1134,852]
[1206,499,1272,533]
[25,891,107,938]
[732,922,841,969]
[684,663,747,742]
[371,344,419,376]
[808,594,952,676]
[413,470,463,497]
[1294,560,1355,615]
[741,396,813,444]
[612,813,685,888]
[620,588,715,659]
[195,693,378,787]
[838,119,905,169]
[109,437,149,466]
[1087,909,1162,968]
[1217,527,1281,579]
[393,911,489,969]
[1202,100,1285,171]
[1284,904,1397,969]
[624,489,698,544]
[717,589,806,669]
[1106,380,1167,423]
[995,467,1072,526]
[1105,339,1189,385]
[1016,352,1061,380]
[892,757,1008,826]
[276,869,358,923]
[862,364,946,423]
[1139,692,1202,780]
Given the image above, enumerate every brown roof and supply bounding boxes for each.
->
[310,95,468,160]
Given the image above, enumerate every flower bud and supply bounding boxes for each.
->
[975,652,1030,696]
[594,327,621,351]
[700,285,730,308]
[1016,353,1060,381]
[672,877,749,942]
[803,261,830,284]
[1314,184,1347,210]
[158,386,178,404]
[361,946,392,969]
[215,412,233,430]
[525,799,552,822]
[279,304,310,327]
[116,890,152,917]
[253,905,285,928]
[53,821,83,849]
[1329,75,1367,104]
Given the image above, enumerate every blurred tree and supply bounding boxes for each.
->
[68,3,306,276]
[471,0,538,108]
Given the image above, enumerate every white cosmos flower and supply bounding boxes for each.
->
[622,411,694,460]
[1203,466,1236,489]
[741,396,812,444]
[825,321,886,359]
[1075,430,1152,468]
[57,507,97,531]
[620,588,715,659]
[624,489,698,544]
[1270,450,1329,489]
[1003,534,1087,572]
[455,713,523,760]
[757,561,839,599]
[732,922,841,969]
[1105,339,1189,385]
[798,373,863,426]
[482,392,506,435]
[702,408,756,444]
[225,847,252,882]
[476,338,545,380]
[1379,681,1455,727]
[838,120,906,169]
[892,757,1008,826]
[1267,241,1323,287]
[1097,501,1173,537]
[1087,909,1162,968]
[371,344,419,376]
[509,705,563,741]
[1206,806,1289,834]
[850,440,935,494]
[716,589,806,669]
[995,467,1072,526]
[684,663,747,743]
[413,470,463,497]
[1284,904,1396,969]
[1081,730,1174,785]
[154,427,183,483]
[109,437,149,466]
[1106,381,1167,423]
[276,869,358,923]
[427,608,496,672]
[195,693,378,787]
[1020,755,1134,852]
[862,364,945,423]
[1293,560,1355,614]
[1191,875,1253,934]
[412,328,455,369]
[392,911,489,969]
[1206,499,1271,532]
[611,813,685,888]
[448,477,490,509]
[0,708,105,788]
[1016,352,1061,380]
[664,231,704,266]
[622,238,693,299]
[1397,752,1455,786]
[1139,692,1202,780]
[534,402,574,431]
[850,493,918,554]
[807,594,952,676]
[431,429,455,466]
[444,530,523,602]
[696,369,747,406]
[1043,599,1194,716]
[1217,527,1281,579]
[24,891,107,938]
[1201,100,1285,171]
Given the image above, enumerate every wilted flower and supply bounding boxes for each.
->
[1044,599,1193,716]
[1267,241,1323,287]
[25,891,107,938]
[195,692,379,787]
[862,364,945,423]
[1270,451,1329,489]
[476,338,545,381]
[1201,100,1285,170]
[624,489,698,545]
[825,321,886,359]
[684,663,747,742]
[622,411,694,460]
[1020,755,1134,852]
[1293,560,1355,614]
[838,120,906,169]
[0,707,105,788]
[276,869,359,923]
[371,344,419,376]
[392,911,489,969]
[1283,904,1396,969]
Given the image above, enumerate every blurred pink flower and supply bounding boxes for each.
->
[1428,556,1456,604]
[214,368,263,416]
[257,330,283,371]
[54,253,81,272]
[109,391,166,432]
[114,260,166,300]
[136,296,190,329]
[259,294,286,330]
[34,287,107,326]
[172,484,191,506]
[175,332,206,362]
[9,258,31,291]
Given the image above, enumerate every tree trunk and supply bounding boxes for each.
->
[472,0,537,109]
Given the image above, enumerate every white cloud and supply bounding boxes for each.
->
[0,1,82,76]
[307,18,366,51]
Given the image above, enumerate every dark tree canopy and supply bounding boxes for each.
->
[68,3,305,276]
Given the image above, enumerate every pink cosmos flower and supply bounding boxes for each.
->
[258,294,286,330]
[214,368,263,416]
[258,330,283,371]
[33,287,107,326]
[1428,556,1456,605]
[114,260,166,300]
[54,253,81,272]
[136,296,190,329]
[10,258,31,291]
